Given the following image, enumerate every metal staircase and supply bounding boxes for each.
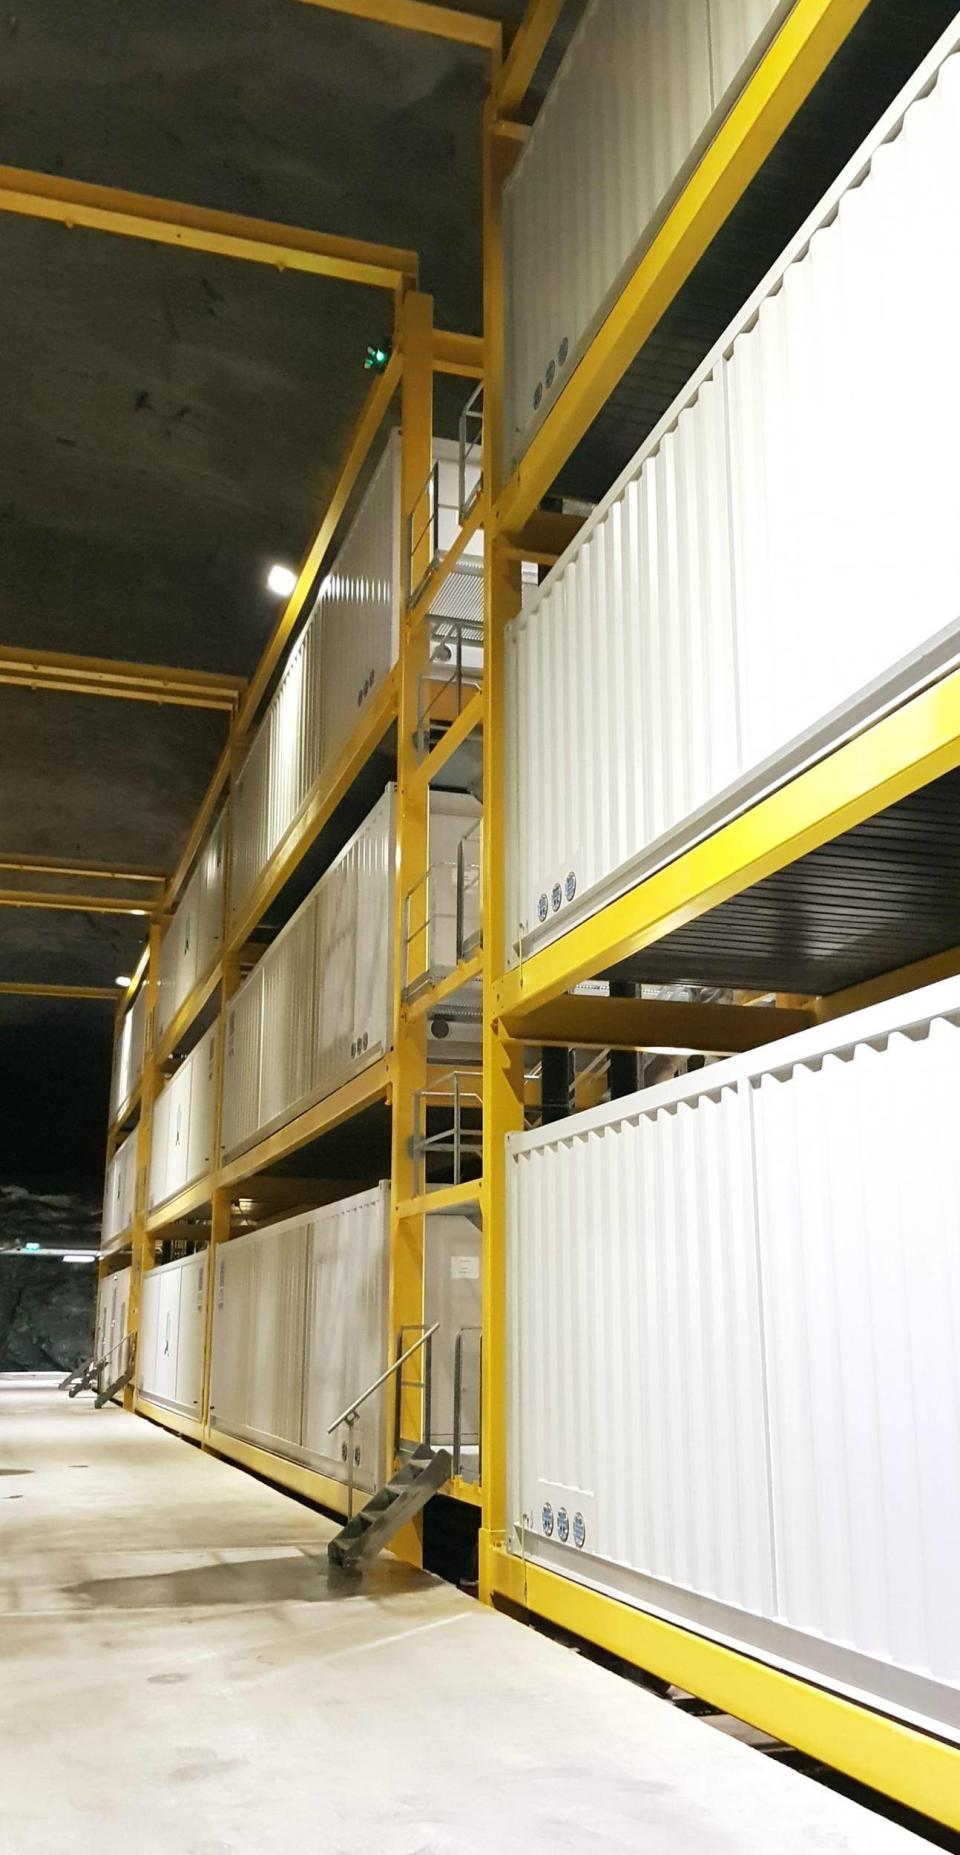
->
[61,1334,134,1406]
[327,1442,452,1571]
[325,1324,450,1573]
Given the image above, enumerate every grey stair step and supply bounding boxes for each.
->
[327,1445,452,1572]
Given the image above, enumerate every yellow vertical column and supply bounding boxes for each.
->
[479,96,526,1598]
[125,918,162,1410]
[200,749,245,1439]
[388,289,434,1562]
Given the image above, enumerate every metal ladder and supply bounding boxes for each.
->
[325,1325,451,1573]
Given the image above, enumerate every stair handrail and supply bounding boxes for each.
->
[327,1323,440,1436]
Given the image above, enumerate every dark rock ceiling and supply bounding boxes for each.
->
[0,0,527,1034]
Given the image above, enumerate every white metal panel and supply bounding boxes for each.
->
[424,1213,482,1458]
[147,1077,171,1211]
[267,616,323,864]
[507,975,960,1742]
[220,966,263,1160]
[102,1128,138,1246]
[149,1027,217,1209]
[228,707,272,929]
[259,895,318,1135]
[503,1,716,470]
[318,432,401,774]
[425,791,483,981]
[709,0,788,104]
[110,987,147,1119]
[175,1251,206,1413]
[187,1026,218,1188]
[138,1251,206,1415]
[138,1265,161,1396]
[195,811,226,985]
[300,1185,390,1488]
[210,1217,309,1452]
[507,36,960,966]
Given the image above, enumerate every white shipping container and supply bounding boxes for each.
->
[507,30,960,965]
[229,433,487,930]
[222,786,481,1162]
[108,984,147,1123]
[502,0,789,470]
[101,1127,138,1248]
[156,813,226,1043]
[94,1264,132,1392]
[507,976,960,1745]
[209,1185,389,1492]
[138,1250,206,1416]
[148,1024,218,1211]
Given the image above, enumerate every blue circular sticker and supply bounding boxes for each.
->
[551,883,562,913]
[556,1507,570,1544]
[564,871,577,902]
[559,336,570,367]
[537,892,549,923]
[541,1502,554,1538]
[545,359,556,389]
[573,1512,586,1550]
[533,382,543,410]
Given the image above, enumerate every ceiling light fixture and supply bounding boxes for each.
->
[115,974,132,987]
[64,1252,98,1264]
[267,563,297,598]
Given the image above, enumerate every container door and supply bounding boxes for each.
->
[301,1187,389,1489]
[174,1255,206,1414]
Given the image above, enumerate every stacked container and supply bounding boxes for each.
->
[506,35,960,964]
[148,1024,218,1211]
[94,1264,132,1390]
[101,1128,138,1248]
[209,1185,390,1493]
[507,976,960,1745]
[155,813,226,1044]
[108,984,146,1123]
[221,785,481,1162]
[502,0,790,471]
[138,1251,206,1416]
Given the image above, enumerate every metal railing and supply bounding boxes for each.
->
[327,1323,439,1519]
[411,1068,483,1195]
[415,615,483,761]
[452,1326,482,1482]
[401,839,482,999]
[406,461,443,608]
[458,383,483,524]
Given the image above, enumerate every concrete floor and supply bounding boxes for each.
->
[0,1377,934,1855]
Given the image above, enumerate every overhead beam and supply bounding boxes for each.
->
[434,328,484,379]
[0,981,118,1001]
[291,0,501,54]
[0,166,418,293]
[0,644,245,712]
[496,0,563,117]
[499,994,815,1051]
[0,854,165,886]
[0,890,154,917]
[494,0,875,533]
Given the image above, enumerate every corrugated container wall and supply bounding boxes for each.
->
[101,1128,138,1248]
[94,1265,132,1389]
[108,984,146,1123]
[507,978,960,1746]
[156,813,225,1043]
[209,1186,389,1492]
[138,1251,206,1416]
[502,0,788,471]
[148,1024,218,1211]
[222,786,481,1162]
[229,434,487,930]
[506,36,960,964]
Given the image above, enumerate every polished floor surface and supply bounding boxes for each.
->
[0,1376,933,1854]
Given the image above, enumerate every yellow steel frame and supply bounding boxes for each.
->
[90,0,960,1824]
[0,888,156,917]
[291,0,502,56]
[0,981,118,1001]
[0,642,245,709]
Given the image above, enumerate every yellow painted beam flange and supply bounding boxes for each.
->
[502,994,815,1050]
[0,166,418,292]
[487,1549,960,1833]
[495,663,960,1022]
[291,0,501,55]
[0,980,118,1001]
[0,641,245,710]
[0,889,156,917]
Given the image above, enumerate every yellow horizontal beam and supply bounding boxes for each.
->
[495,663,960,1023]
[0,889,154,917]
[237,353,401,738]
[0,642,245,711]
[0,166,418,292]
[434,328,485,379]
[145,1175,215,1235]
[135,1397,205,1444]
[405,949,484,1023]
[0,980,118,1001]
[152,959,222,1071]
[445,1474,482,1507]
[0,855,164,885]
[814,943,960,1024]
[503,994,815,1050]
[118,946,150,1019]
[407,491,485,629]
[216,1056,392,1190]
[291,0,501,54]
[205,1426,353,1517]
[409,687,484,803]
[228,666,400,951]
[396,1178,481,1220]
[493,0,874,534]
[488,1550,960,1832]
[496,0,563,116]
